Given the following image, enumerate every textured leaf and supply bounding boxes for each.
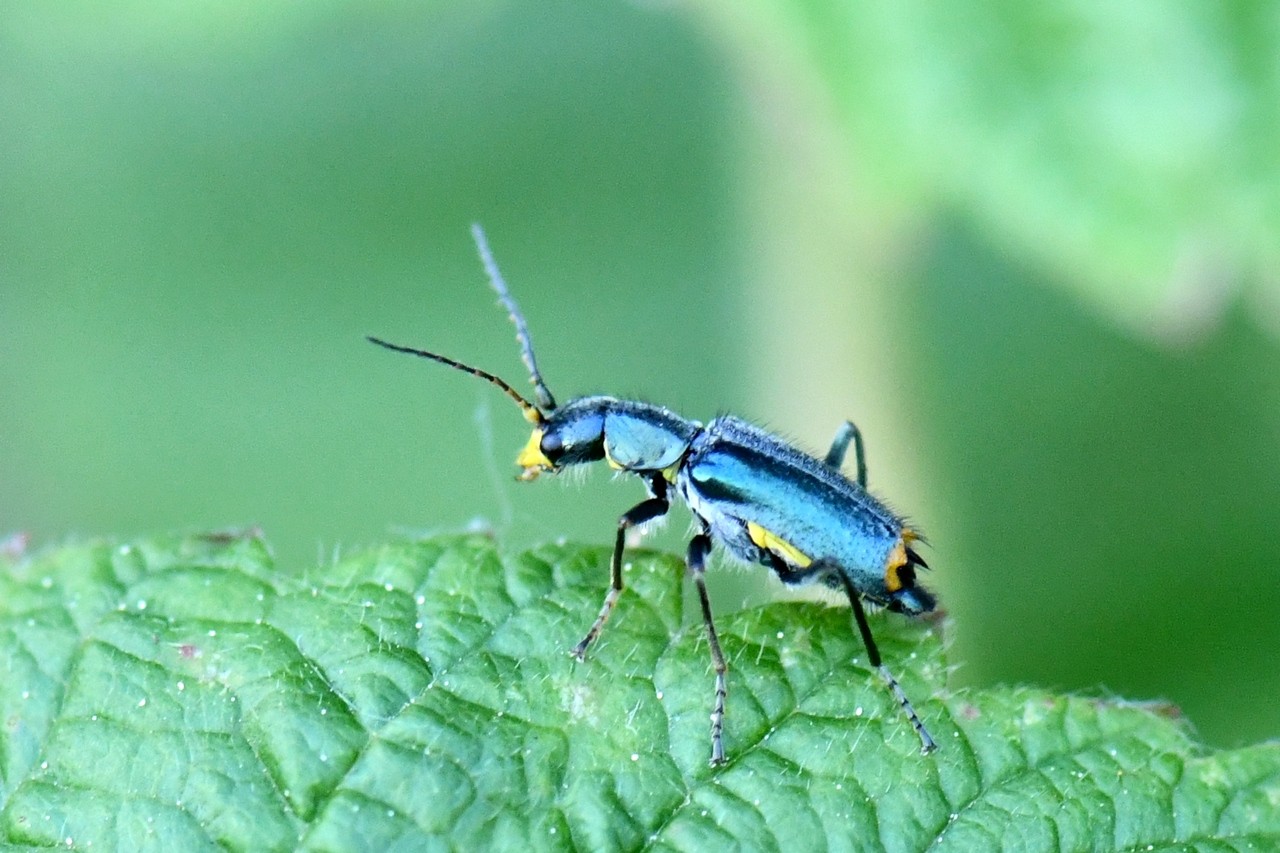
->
[1,533,1277,851]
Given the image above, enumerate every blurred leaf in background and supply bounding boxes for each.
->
[3,0,1277,758]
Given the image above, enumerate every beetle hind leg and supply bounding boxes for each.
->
[836,570,937,753]
[824,420,868,487]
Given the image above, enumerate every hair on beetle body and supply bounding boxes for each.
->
[368,225,938,764]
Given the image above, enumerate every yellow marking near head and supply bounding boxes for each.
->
[747,522,812,568]
[516,429,552,481]
[661,463,680,483]
[884,539,908,592]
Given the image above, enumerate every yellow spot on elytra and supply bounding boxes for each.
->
[747,522,812,568]
[603,443,625,471]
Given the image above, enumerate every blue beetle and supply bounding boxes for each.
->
[370,225,937,764]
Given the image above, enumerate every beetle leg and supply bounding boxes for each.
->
[685,530,728,766]
[571,479,669,660]
[824,420,868,488]
[762,549,811,585]
[837,572,937,753]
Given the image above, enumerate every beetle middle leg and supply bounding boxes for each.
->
[686,529,729,765]
[571,477,669,660]
[824,420,867,488]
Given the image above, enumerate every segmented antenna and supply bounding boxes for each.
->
[470,223,558,412]
[366,336,544,425]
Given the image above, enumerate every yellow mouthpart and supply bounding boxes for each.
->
[516,429,553,481]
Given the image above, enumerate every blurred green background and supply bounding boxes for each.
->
[3,2,1277,749]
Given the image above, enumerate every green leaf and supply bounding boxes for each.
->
[2,534,1277,850]
[700,0,1280,338]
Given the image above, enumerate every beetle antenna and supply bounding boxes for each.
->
[366,336,544,425]
[470,223,558,413]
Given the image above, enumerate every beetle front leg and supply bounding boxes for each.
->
[687,530,729,765]
[571,479,669,660]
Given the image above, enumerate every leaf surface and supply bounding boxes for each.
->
[1,534,1276,851]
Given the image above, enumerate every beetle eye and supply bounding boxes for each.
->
[540,431,564,459]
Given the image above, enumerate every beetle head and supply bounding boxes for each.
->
[516,398,608,480]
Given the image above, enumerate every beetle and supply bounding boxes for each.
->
[369,225,938,764]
